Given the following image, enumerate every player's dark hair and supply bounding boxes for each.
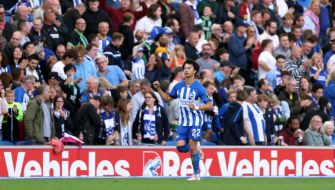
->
[182,59,200,74]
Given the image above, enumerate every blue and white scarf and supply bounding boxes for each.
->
[143,106,157,140]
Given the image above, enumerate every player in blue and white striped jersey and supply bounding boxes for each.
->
[154,60,213,181]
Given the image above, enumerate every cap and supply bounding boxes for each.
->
[220,60,232,68]
[48,72,62,81]
[164,27,173,35]
[235,20,248,28]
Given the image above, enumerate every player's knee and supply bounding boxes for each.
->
[177,145,190,153]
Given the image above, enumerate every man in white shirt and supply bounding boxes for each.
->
[258,39,276,80]
[258,19,279,48]
[51,49,77,80]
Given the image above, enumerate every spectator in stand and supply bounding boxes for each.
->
[42,9,66,51]
[277,13,294,35]
[117,98,133,146]
[278,77,308,116]
[25,84,55,144]
[322,28,335,54]
[52,49,77,80]
[131,46,146,80]
[25,54,45,84]
[66,18,89,49]
[119,13,135,60]
[299,76,313,97]
[55,44,66,60]
[131,79,163,121]
[129,80,141,98]
[326,68,335,119]
[100,0,148,31]
[62,3,86,33]
[278,116,304,146]
[29,17,46,44]
[11,68,24,90]
[103,32,127,70]
[73,45,97,93]
[303,0,320,35]
[18,20,31,46]
[134,4,162,34]
[257,79,272,95]
[14,75,35,112]
[220,90,244,145]
[77,95,101,145]
[9,47,24,70]
[79,76,107,104]
[258,94,277,145]
[184,32,200,61]
[196,43,219,71]
[285,45,308,89]
[0,51,11,75]
[266,55,287,90]
[228,21,254,83]
[4,31,22,64]
[178,0,197,40]
[254,0,277,20]
[60,64,81,113]
[215,0,236,24]
[258,19,279,49]
[304,115,331,146]
[96,54,128,88]
[274,33,291,60]
[268,94,290,133]
[96,21,112,54]
[144,54,163,84]
[258,39,276,80]
[53,95,72,139]
[85,44,99,71]
[155,37,171,80]
[82,0,113,37]
[133,90,169,145]
[301,96,332,130]
[96,96,120,145]
[242,86,266,145]
[1,90,23,145]
[319,0,333,45]
[310,53,328,95]
[0,4,14,42]
[166,18,181,46]
[321,121,335,145]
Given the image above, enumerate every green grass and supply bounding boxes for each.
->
[0,178,335,190]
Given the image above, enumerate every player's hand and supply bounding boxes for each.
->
[188,102,195,110]
[153,81,160,89]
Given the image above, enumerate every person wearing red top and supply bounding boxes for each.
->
[278,116,304,145]
[100,0,148,31]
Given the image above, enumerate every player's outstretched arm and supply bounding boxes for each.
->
[153,81,172,103]
[200,101,213,111]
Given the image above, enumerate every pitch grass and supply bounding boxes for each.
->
[0,178,335,190]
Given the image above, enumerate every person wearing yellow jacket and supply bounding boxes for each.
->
[1,90,23,144]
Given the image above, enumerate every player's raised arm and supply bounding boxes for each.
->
[153,81,172,103]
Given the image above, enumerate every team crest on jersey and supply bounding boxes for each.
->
[142,151,162,176]
[189,91,196,100]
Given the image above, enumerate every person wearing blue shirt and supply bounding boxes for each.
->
[96,55,129,88]
[310,53,328,95]
[73,45,97,93]
[154,59,213,181]
[14,75,35,112]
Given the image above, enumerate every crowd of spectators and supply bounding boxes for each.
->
[0,0,334,146]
